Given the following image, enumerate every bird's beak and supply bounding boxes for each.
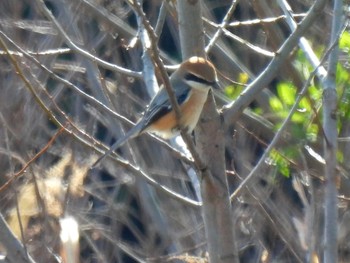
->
[213,80,221,90]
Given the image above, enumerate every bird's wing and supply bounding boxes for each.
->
[140,81,191,130]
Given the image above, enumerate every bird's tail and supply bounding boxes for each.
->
[91,122,143,168]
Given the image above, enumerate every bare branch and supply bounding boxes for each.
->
[222,0,327,125]
[35,0,142,78]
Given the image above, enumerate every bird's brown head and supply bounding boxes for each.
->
[177,56,218,89]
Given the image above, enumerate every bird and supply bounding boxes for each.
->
[92,56,218,167]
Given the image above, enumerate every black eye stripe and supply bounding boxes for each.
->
[184,73,215,85]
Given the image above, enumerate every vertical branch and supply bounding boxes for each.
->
[177,0,205,58]
[323,0,343,262]
[177,1,238,263]
[134,1,159,98]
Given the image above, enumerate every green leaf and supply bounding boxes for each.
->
[238,72,249,84]
[340,31,350,50]
[291,112,305,123]
[337,150,344,163]
[299,97,311,112]
[224,85,235,98]
[225,85,244,100]
[254,107,263,115]
[269,149,290,177]
[307,124,318,142]
[279,164,290,177]
[308,85,321,100]
[269,97,284,112]
[337,64,350,84]
[277,82,296,106]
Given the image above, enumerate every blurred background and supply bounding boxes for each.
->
[0,0,349,262]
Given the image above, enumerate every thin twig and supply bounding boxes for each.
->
[0,214,36,263]
[278,0,327,77]
[0,31,64,130]
[35,0,142,78]
[230,50,330,201]
[91,157,202,207]
[0,126,65,192]
[0,47,71,56]
[227,14,306,27]
[154,1,168,37]
[223,0,327,125]
[204,17,275,57]
[205,0,238,52]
